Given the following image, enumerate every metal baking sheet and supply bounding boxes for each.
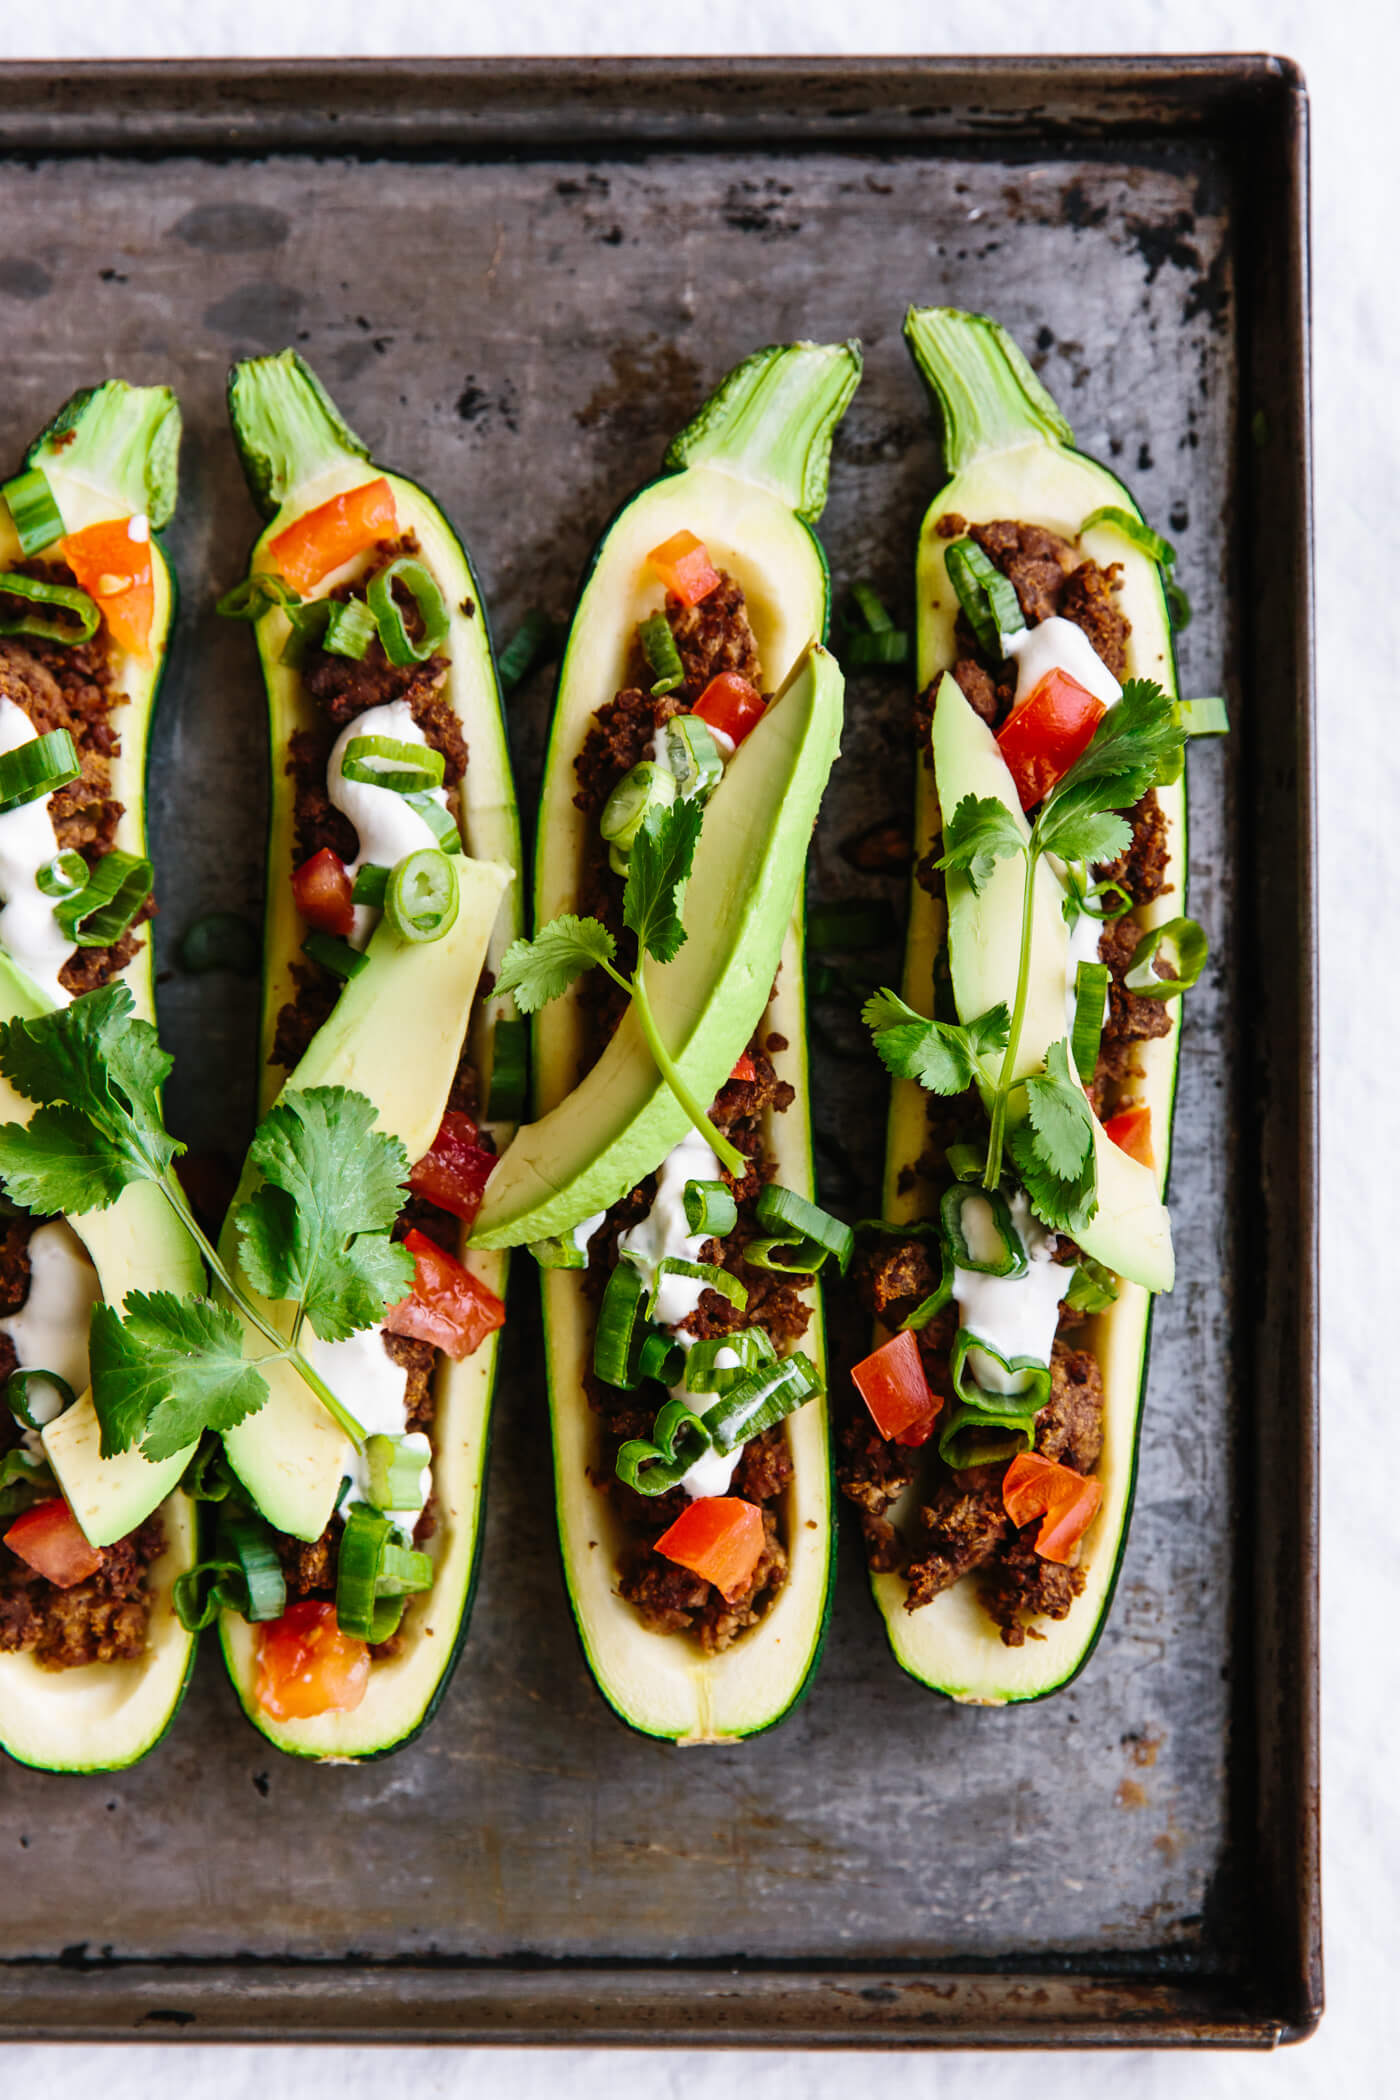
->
[0,58,1316,2047]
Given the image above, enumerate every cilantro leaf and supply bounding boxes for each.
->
[494,915,616,1013]
[1023,1040,1096,1179]
[964,1003,1013,1058]
[236,1087,414,1344]
[624,795,704,964]
[861,989,1009,1095]
[0,1105,144,1215]
[935,793,1025,895]
[1010,1122,1099,1236]
[1036,804,1132,869]
[89,1292,269,1461]
[1036,680,1182,854]
[0,985,181,1209]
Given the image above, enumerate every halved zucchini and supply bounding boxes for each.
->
[871,308,1187,1704]
[216,352,521,1758]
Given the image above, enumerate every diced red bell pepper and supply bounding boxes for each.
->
[730,1051,756,1084]
[655,1496,765,1600]
[408,1111,497,1226]
[268,476,397,594]
[255,1599,371,1720]
[694,671,765,747]
[291,847,355,936]
[851,1328,942,1446]
[4,1497,104,1588]
[383,1228,506,1361]
[61,516,155,657]
[1104,1102,1154,1169]
[996,667,1106,812]
[1001,1451,1102,1565]
[646,529,721,608]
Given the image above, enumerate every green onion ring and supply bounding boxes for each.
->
[940,1184,1028,1279]
[0,729,80,817]
[1123,915,1208,1000]
[54,848,152,948]
[639,611,685,697]
[949,1327,1051,1414]
[35,848,89,899]
[5,1367,76,1432]
[944,538,1024,657]
[0,572,100,646]
[385,848,459,945]
[1070,959,1110,1083]
[303,930,370,981]
[341,734,446,796]
[2,467,65,556]
[681,1179,737,1237]
[366,555,450,667]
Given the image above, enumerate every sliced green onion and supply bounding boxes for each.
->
[177,910,260,977]
[608,842,631,879]
[224,1513,287,1621]
[949,1327,1051,1413]
[945,1142,985,1182]
[341,734,446,796]
[704,1349,822,1454]
[615,1397,711,1496]
[594,1261,650,1388]
[747,1184,855,1277]
[386,848,459,945]
[323,597,378,661]
[850,581,896,633]
[366,555,450,666]
[1063,870,1133,923]
[0,1446,54,1518]
[944,538,1024,657]
[1071,959,1110,1083]
[808,898,897,952]
[1165,580,1193,631]
[639,611,685,697]
[366,1433,429,1514]
[600,760,676,851]
[496,608,559,695]
[1123,915,1208,1000]
[351,863,390,907]
[638,1330,685,1386]
[1064,1257,1120,1316]
[35,849,89,899]
[401,790,461,854]
[683,1328,776,1394]
[1176,696,1230,738]
[335,1504,391,1641]
[0,728,80,816]
[938,1400,1037,1471]
[1080,505,1176,571]
[54,848,152,948]
[277,597,330,667]
[664,715,724,800]
[216,572,301,622]
[5,1367,76,1432]
[0,571,100,646]
[900,1236,954,1332]
[682,1179,737,1236]
[940,1184,1028,1278]
[2,467,65,555]
[173,1511,286,1632]
[486,1013,527,1123]
[646,1258,747,1323]
[529,1232,587,1270]
[377,1539,434,1596]
[303,930,370,981]
[180,1438,239,1502]
[846,628,910,668]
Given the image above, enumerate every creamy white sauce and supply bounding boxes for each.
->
[305,1324,430,1536]
[0,1220,102,1446]
[0,698,80,1004]
[571,1210,605,1263]
[326,699,453,947]
[617,1128,723,1328]
[127,514,150,545]
[954,1191,1068,1397]
[645,717,736,786]
[676,1341,741,1498]
[1002,615,1123,710]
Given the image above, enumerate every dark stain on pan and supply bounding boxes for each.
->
[202,280,304,343]
[573,338,702,449]
[173,202,290,252]
[0,259,52,299]
[455,373,519,434]
[1061,179,1109,229]
[722,178,801,240]
[1126,208,1202,284]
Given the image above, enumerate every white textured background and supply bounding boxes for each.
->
[2,0,1389,2093]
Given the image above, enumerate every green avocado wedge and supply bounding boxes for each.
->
[872,307,1187,1706]
[0,382,202,1772]
[520,341,858,1741]
[215,352,520,1760]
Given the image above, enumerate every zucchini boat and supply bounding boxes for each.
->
[840,308,1217,1704]
[0,381,204,1770]
[479,342,858,1742]
[210,351,520,1759]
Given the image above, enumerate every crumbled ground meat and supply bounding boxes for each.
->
[0,1216,36,1315]
[969,519,1080,627]
[1089,910,1175,1115]
[0,1514,164,1669]
[618,1507,787,1654]
[668,573,761,694]
[1095,788,1171,907]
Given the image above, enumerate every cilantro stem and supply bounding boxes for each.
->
[612,959,747,1178]
[157,1175,367,1449]
[983,845,1040,1191]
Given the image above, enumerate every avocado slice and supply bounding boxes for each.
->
[873,307,1189,1706]
[0,384,200,1771]
[215,352,522,1760]
[523,340,857,1740]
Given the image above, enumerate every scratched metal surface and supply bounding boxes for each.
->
[0,138,1241,1969]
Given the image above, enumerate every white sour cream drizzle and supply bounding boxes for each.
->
[326,698,453,948]
[304,1327,430,1537]
[0,1220,102,1445]
[1002,615,1123,711]
[954,1192,1068,1398]
[0,698,81,1005]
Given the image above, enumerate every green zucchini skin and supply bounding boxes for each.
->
[216,352,521,1761]
[0,382,200,1773]
[867,309,1187,1705]
[530,343,860,1743]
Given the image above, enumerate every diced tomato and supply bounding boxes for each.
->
[268,476,397,594]
[694,671,765,747]
[1001,1451,1102,1565]
[996,667,1106,812]
[291,847,354,936]
[730,1052,756,1084]
[655,1496,765,1600]
[255,1599,371,1721]
[851,1328,942,1446]
[646,529,721,608]
[4,1498,103,1588]
[1104,1102,1154,1169]
[61,516,154,656]
[383,1228,506,1361]
[408,1111,497,1226]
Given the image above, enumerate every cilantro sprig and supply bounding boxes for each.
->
[495,797,747,1174]
[0,985,413,1460]
[861,988,1009,1096]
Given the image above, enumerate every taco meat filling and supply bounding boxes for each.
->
[571,570,812,1653]
[840,516,1171,1645]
